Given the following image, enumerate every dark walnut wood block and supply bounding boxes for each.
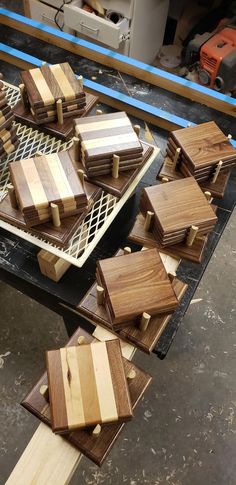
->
[0,181,101,247]
[13,92,98,140]
[46,339,133,433]
[96,248,179,329]
[10,151,88,227]
[71,141,154,198]
[21,327,152,466]
[157,157,232,199]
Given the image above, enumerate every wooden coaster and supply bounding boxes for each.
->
[157,158,231,199]
[0,181,101,247]
[13,92,98,141]
[21,327,152,466]
[46,339,133,433]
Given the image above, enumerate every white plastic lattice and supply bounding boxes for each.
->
[0,82,159,268]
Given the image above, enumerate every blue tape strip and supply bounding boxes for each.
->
[0,41,235,148]
[1,7,236,109]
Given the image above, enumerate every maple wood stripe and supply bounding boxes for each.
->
[9,160,33,211]
[58,152,86,202]
[40,64,64,102]
[34,155,61,203]
[91,342,118,423]
[106,340,132,419]
[76,117,131,136]
[60,62,83,97]
[50,64,75,101]
[45,153,75,203]
[60,347,85,430]
[76,345,101,426]
[30,68,55,106]
[80,125,134,142]
[46,350,68,432]
[20,158,48,209]
[82,133,139,151]
[0,129,11,144]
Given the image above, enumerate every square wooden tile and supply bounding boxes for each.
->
[21,327,152,466]
[10,151,87,227]
[97,248,178,328]
[46,339,133,433]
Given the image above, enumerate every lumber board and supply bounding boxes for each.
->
[0,8,235,117]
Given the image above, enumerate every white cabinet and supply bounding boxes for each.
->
[24,0,75,34]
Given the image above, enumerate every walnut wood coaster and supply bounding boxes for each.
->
[157,156,231,199]
[140,178,217,247]
[13,92,98,140]
[0,180,101,247]
[21,327,152,465]
[71,141,154,198]
[168,121,236,182]
[96,248,179,330]
[9,151,88,227]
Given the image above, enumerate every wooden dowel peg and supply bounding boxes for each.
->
[144,210,154,231]
[19,83,28,108]
[204,191,212,202]
[72,136,80,163]
[40,385,49,401]
[35,151,43,157]
[56,99,63,125]
[96,285,104,305]
[77,335,86,345]
[92,424,101,437]
[77,169,85,188]
[7,183,18,209]
[139,312,151,332]
[227,134,232,141]
[133,124,140,137]
[168,271,176,283]
[161,176,169,183]
[211,160,223,184]
[123,247,131,255]
[96,109,103,115]
[127,368,136,380]
[112,154,120,179]
[173,147,181,169]
[186,225,198,247]
[50,203,61,227]
[77,75,83,88]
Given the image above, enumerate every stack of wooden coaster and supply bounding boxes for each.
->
[45,339,133,433]
[140,178,218,247]
[166,121,236,182]
[96,248,179,331]
[74,112,143,177]
[9,151,88,227]
[20,63,86,125]
[0,74,19,159]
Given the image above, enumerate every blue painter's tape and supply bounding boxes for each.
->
[0,7,236,109]
[0,41,235,148]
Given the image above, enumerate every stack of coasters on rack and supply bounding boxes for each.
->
[140,178,217,248]
[74,112,143,177]
[96,248,179,331]
[9,151,88,227]
[21,63,86,125]
[0,74,19,159]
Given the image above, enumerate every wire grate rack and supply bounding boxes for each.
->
[0,82,159,268]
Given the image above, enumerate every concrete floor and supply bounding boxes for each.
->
[0,209,235,484]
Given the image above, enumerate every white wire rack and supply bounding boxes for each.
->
[0,82,159,268]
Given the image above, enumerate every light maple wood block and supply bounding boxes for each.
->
[37,250,71,282]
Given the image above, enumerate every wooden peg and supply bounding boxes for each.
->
[211,160,223,184]
[92,424,101,437]
[77,335,86,345]
[227,134,232,141]
[173,147,181,169]
[96,109,103,115]
[50,203,61,227]
[187,123,192,127]
[133,124,140,137]
[186,225,198,247]
[96,285,104,305]
[19,83,28,108]
[56,99,63,125]
[73,136,80,163]
[77,169,85,188]
[168,271,176,283]
[112,154,120,179]
[35,151,43,157]
[161,176,169,183]
[77,75,83,88]
[144,211,154,231]
[7,183,18,209]
[204,191,211,202]
[139,312,151,332]
[127,368,136,380]
[123,246,131,255]
[40,385,49,401]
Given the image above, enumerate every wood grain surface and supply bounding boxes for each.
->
[46,339,133,433]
